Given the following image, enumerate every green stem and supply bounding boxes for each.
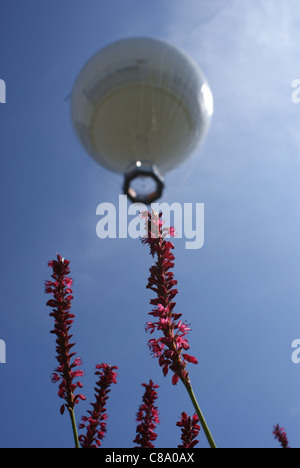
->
[68,408,80,449]
[181,378,217,449]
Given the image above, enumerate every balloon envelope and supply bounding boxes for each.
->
[71,37,213,175]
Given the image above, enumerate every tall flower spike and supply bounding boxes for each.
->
[134,380,160,448]
[141,210,198,386]
[79,364,118,448]
[273,424,290,449]
[141,211,217,450]
[177,412,200,448]
[45,254,86,416]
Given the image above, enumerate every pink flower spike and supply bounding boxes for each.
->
[177,412,200,448]
[273,424,290,449]
[79,364,118,449]
[141,210,198,386]
[134,380,160,448]
[45,254,85,414]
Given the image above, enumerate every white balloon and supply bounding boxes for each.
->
[71,37,213,177]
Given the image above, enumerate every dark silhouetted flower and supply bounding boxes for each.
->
[177,412,200,448]
[273,424,290,449]
[141,211,198,386]
[45,254,86,415]
[79,364,118,448]
[134,380,160,448]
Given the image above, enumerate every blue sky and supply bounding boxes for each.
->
[0,0,300,448]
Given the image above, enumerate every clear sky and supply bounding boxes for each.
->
[0,0,300,448]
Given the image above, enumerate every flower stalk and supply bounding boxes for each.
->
[141,210,217,449]
[45,254,85,448]
[68,408,80,449]
[181,378,216,449]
